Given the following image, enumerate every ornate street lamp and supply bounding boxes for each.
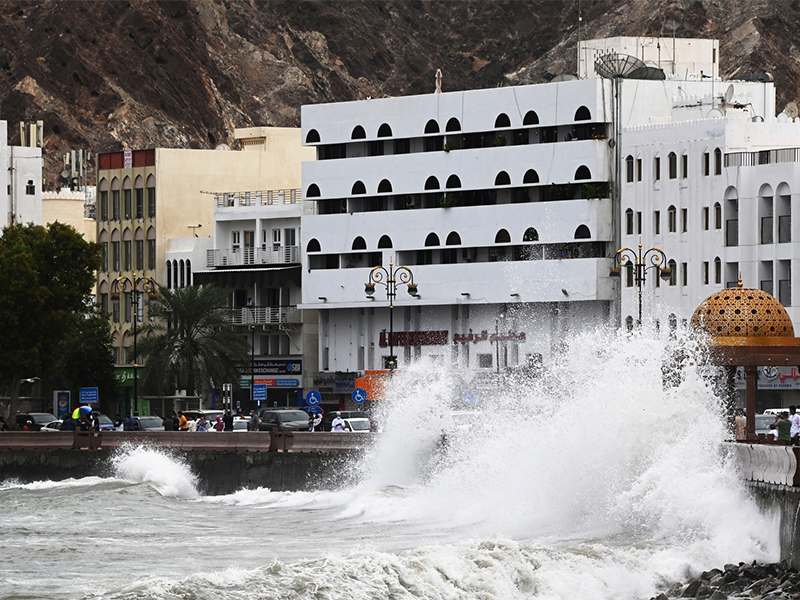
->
[613,238,671,327]
[111,272,157,415]
[365,259,418,374]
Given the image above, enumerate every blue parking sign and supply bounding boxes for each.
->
[352,387,367,404]
[306,390,321,406]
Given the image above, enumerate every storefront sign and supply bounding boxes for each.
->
[453,329,527,344]
[239,360,302,376]
[734,366,800,390]
[314,371,357,393]
[114,367,138,388]
[243,377,301,387]
[379,330,448,347]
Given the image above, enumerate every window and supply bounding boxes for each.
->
[394,139,410,154]
[147,187,156,217]
[102,242,108,271]
[703,152,710,176]
[478,354,493,368]
[112,241,120,271]
[135,240,144,270]
[654,157,661,181]
[351,125,366,139]
[668,152,677,179]
[99,191,108,221]
[703,207,710,230]
[135,188,144,218]
[625,209,634,235]
[681,208,687,233]
[654,210,661,235]
[636,158,642,181]
[681,262,688,286]
[112,298,120,323]
[306,129,320,143]
[668,260,677,286]
[272,229,281,249]
[232,231,241,251]
[377,123,392,137]
[703,261,709,284]
[668,206,677,232]
[368,141,384,156]
[123,240,131,270]
[147,240,156,270]
[112,190,120,220]
[626,155,634,182]
[636,211,642,235]
[25,180,35,195]
[681,154,688,179]
[714,148,722,175]
[714,257,721,284]
[714,202,722,229]
[123,189,132,219]
[495,113,511,128]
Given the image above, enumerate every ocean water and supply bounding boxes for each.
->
[0,330,779,600]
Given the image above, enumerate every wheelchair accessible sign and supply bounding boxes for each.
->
[306,390,321,406]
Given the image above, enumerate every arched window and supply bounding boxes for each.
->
[668,259,677,286]
[523,169,539,184]
[351,125,366,140]
[378,235,393,249]
[186,260,192,287]
[668,205,677,232]
[351,181,366,195]
[424,119,440,134]
[574,225,591,239]
[424,176,440,190]
[714,202,722,229]
[425,233,440,246]
[668,152,677,179]
[352,236,367,250]
[574,166,591,180]
[495,113,511,128]
[626,155,634,182]
[377,179,392,193]
[306,129,320,143]
[179,260,185,288]
[307,239,321,252]
[494,171,511,186]
[625,316,634,332]
[446,175,462,188]
[523,227,539,242]
[377,123,392,138]
[714,148,722,175]
[523,110,539,125]
[446,117,461,132]
[574,106,591,121]
[306,184,321,198]
[714,256,721,284]
[625,208,634,235]
[495,229,511,243]
[446,232,461,245]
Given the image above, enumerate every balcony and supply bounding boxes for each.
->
[207,246,300,268]
[224,306,301,326]
[214,188,302,208]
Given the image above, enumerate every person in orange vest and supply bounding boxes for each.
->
[178,411,188,431]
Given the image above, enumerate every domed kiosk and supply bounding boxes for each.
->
[692,280,800,441]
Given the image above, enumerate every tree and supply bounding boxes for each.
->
[0,222,102,428]
[138,285,248,399]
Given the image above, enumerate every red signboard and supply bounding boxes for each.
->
[379,330,448,347]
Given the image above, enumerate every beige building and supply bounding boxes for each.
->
[42,187,96,242]
[96,129,313,413]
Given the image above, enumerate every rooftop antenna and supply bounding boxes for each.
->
[435,69,442,94]
[784,102,799,122]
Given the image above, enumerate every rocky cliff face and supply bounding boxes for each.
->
[0,0,798,188]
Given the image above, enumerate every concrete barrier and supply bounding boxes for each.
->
[726,442,800,486]
[0,432,74,451]
[288,432,376,453]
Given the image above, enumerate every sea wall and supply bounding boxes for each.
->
[0,448,363,495]
[747,481,800,569]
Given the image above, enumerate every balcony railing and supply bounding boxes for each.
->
[207,246,300,267]
[224,306,301,326]
[214,188,302,208]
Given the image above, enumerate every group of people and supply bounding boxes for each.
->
[740,406,800,444]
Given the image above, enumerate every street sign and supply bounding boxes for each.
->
[352,387,367,404]
[307,406,323,415]
[79,387,99,404]
[306,390,321,406]
[253,384,267,401]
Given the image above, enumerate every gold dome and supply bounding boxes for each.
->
[691,283,794,339]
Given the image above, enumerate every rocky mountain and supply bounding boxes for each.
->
[1,0,799,189]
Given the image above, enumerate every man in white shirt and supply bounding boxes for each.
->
[789,405,800,444]
[330,412,346,432]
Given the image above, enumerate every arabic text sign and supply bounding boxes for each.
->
[453,329,527,344]
[80,387,99,404]
[734,366,800,390]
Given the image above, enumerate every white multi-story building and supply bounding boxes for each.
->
[1,120,43,227]
[299,36,800,404]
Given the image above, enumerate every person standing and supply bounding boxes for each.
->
[196,416,208,432]
[222,410,234,432]
[114,414,124,431]
[734,409,746,441]
[162,415,173,431]
[330,412,346,432]
[172,411,180,431]
[178,411,188,431]
[248,409,261,432]
[777,411,793,445]
[789,406,800,445]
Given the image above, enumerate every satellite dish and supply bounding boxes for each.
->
[724,84,734,105]
[594,53,648,79]
[60,170,70,179]
[784,102,799,121]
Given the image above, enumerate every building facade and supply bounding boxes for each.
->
[1,120,42,227]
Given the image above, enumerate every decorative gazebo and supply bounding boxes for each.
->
[691,280,800,441]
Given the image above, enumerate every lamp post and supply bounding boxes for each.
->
[111,272,157,416]
[250,324,256,409]
[365,259,418,374]
[613,237,671,327]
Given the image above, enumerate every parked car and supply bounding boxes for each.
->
[129,415,166,431]
[756,414,780,440]
[257,408,311,432]
[207,416,249,431]
[321,411,368,432]
[16,412,58,431]
[39,419,64,432]
[182,410,225,424]
[763,408,785,416]
[94,413,116,431]
[343,417,372,433]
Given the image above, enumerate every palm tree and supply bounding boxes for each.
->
[138,285,248,398]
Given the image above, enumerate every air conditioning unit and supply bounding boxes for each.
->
[405,196,416,208]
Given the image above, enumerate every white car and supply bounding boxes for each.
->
[343,418,372,433]
[39,420,64,432]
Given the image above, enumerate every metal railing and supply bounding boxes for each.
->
[214,188,302,208]
[207,246,300,267]
[726,147,800,168]
[225,306,301,326]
